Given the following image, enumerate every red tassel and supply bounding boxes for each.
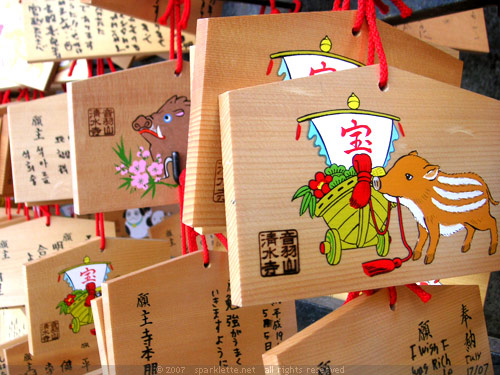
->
[362,257,403,276]
[350,153,372,209]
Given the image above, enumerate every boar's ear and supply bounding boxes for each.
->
[165,95,179,105]
[423,165,440,181]
[409,150,418,156]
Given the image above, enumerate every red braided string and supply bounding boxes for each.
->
[34,206,39,218]
[406,283,432,302]
[179,0,191,29]
[175,0,183,74]
[214,233,228,250]
[68,60,78,77]
[55,204,60,216]
[269,0,280,14]
[24,204,30,221]
[332,0,342,11]
[388,286,397,307]
[290,0,301,12]
[344,284,431,307]
[373,0,389,14]
[259,5,266,14]
[158,0,174,25]
[99,212,105,250]
[106,58,116,72]
[87,60,93,78]
[1,90,10,104]
[40,205,51,226]
[390,0,412,18]
[17,203,21,214]
[365,0,388,88]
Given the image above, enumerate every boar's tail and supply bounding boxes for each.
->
[487,187,499,206]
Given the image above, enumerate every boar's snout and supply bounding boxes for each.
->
[372,176,381,191]
[132,115,152,131]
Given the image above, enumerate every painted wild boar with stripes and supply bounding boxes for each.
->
[373,151,498,265]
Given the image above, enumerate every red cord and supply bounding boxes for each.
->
[16,203,21,214]
[388,286,397,307]
[1,90,10,104]
[34,206,39,218]
[179,0,191,29]
[40,205,51,226]
[373,0,389,14]
[259,5,266,14]
[269,0,280,14]
[390,0,412,18]
[55,204,60,216]
[368,199,391,235]
[214,233,228,250]
[175,0,183,74]
[158,0,174,25]
[106,58,116,73]
[68,60,77,77]
[99,212,105,250]
[344,284,430,308]
[24,204,30,221]
[87,60,93,78]
[289,0,301,12]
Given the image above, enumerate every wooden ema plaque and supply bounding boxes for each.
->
[263,286,492,375]
[81,0,223,53]
[219,65,500,307]
[90,298,109,372]
[0,107,14,197]
[395,9,489,53]
[0,308,27,344]
[0,0,56,91]
[25,237,172,357]
[8,94,73,203]
[101,251,296,373]
[2,336,101,375]
[22,0,170,63]
[68,60,190,214]
[0,216,116,308]
[183,10,463,234]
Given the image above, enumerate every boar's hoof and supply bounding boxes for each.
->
[412,251,422,261]
[489,245,497,255]
[424,254,434,265]
[461,244,471,253]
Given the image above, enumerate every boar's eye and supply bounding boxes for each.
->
[405,173,413,181]
[163,114,172,123]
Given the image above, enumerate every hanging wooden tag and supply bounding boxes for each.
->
[68,60,189,214]
[219,65,500,306]
[0,216,115,308]
[81,0,223,53]
[2,336,100,375]
[25,237,172,357]
[396,9,489,53]
[0,109,14,197]
[263,285,492,375]
[0,0,56,91]
[0,308,27,343]
[184,10,463,234]
[101,251,296,370]
[90,298,109,371]
[22,0,171,63]
[8,94,73,203]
